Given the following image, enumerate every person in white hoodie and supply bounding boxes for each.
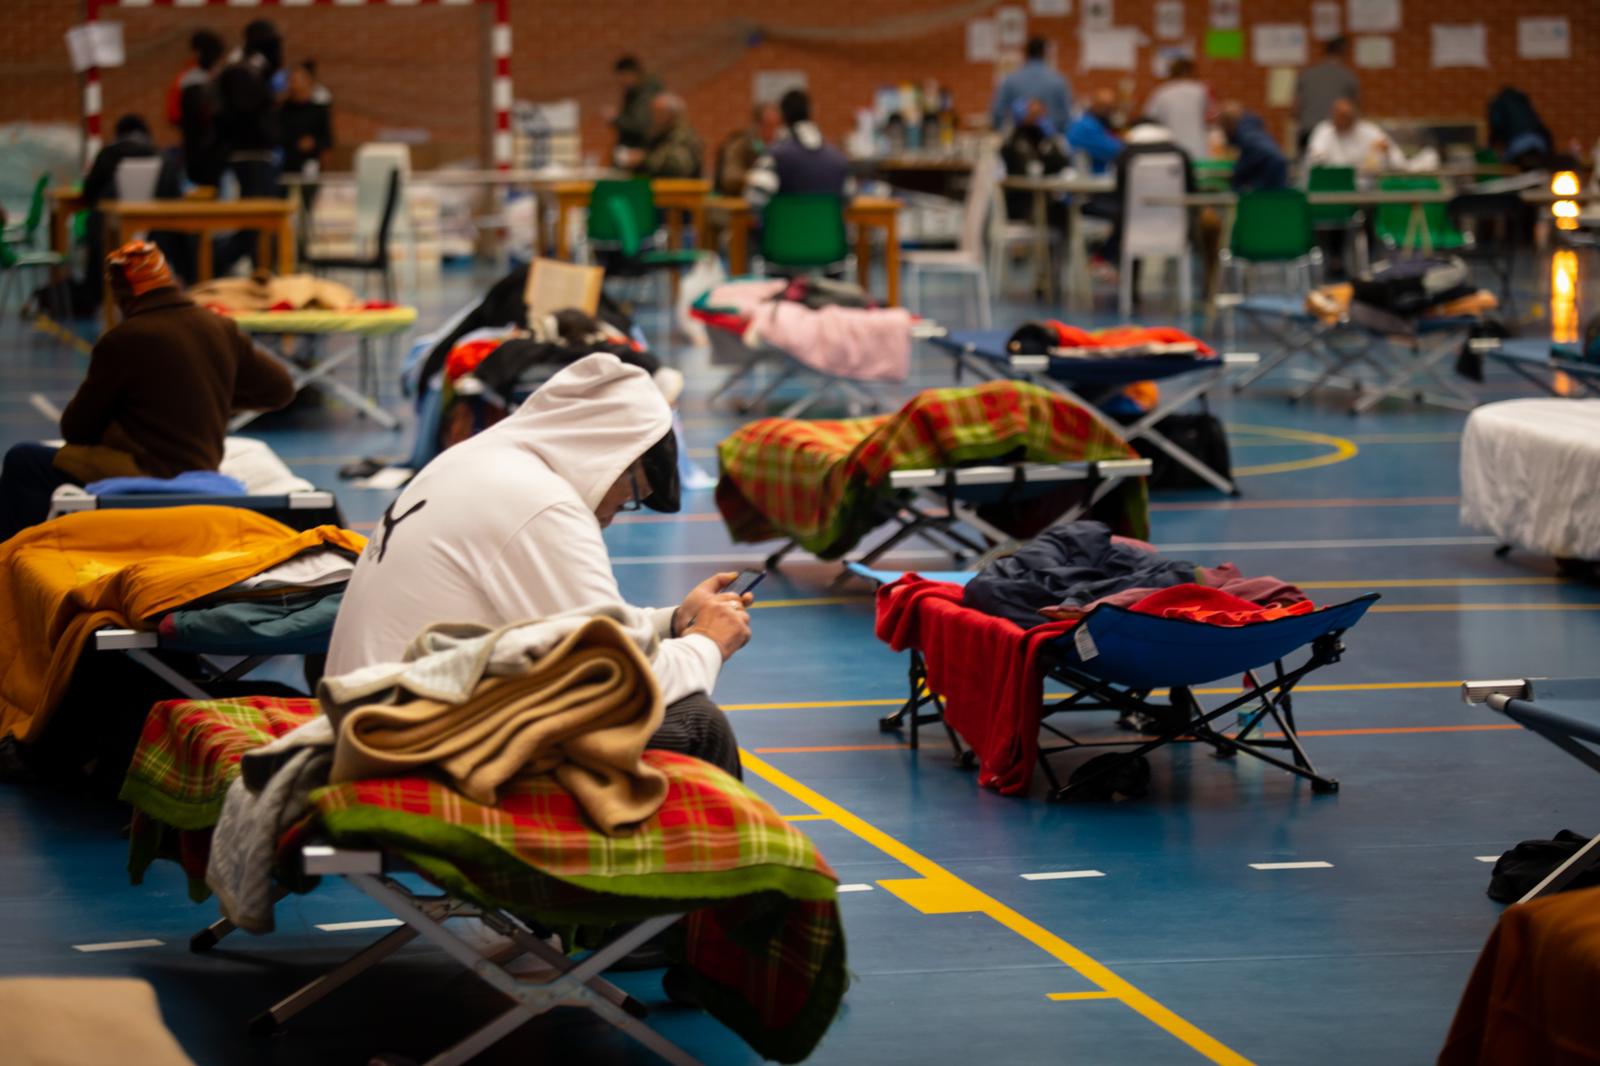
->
[325,353,751,777]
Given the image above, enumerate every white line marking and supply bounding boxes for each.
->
[1249,861,1335,870]
[73,938,163,953]
[1475,856,1499,863]
[1021,870,1107,881]
[29,393,62,423]
[837,883,875,893]
[315,919,405,932]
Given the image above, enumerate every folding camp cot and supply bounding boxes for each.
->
[1463,678,1600,903]
[762,457,1152,572]
[116,699,844,1066]
[930,328,1256,495]
[849,565,1378,800]
[50,487,343,532]
[1473,337,1600,398]
[222,307,418,430]
[696,307,941,420]
[1223,293,1483,414]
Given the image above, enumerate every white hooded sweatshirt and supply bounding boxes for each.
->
[325,354,722,704]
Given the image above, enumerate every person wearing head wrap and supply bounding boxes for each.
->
[0,241,296,540]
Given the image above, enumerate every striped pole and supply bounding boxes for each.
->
[490,0,512,169]
[84,0,104,165]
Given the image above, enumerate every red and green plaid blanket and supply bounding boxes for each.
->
[119,697,845,1063]
[716,379,1147,558]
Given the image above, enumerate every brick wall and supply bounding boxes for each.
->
[2,0,1595,168]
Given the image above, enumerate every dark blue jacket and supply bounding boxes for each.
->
[1227,113,1287,192]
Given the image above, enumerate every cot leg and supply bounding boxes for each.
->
[764,539,799,570]
[190,915,236,953]
[248,924,423,1036]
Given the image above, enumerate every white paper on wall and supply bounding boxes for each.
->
[1347,0,1399,34]
[1082,0,1113,31]
[1517,17,1570,60]
[1266,67,1297,107]
[1430,24,1487,68]
[997,6,1029,47]
[1209,0,1241,31]
[1352,34,1394,68]
[753,71,808,103]
[966,18,999,62]
[1252,23,1308,66]
[64,22,124,72]
[1311,2,1341,42]
[1080,27,1139,71]
[1155,0,1184,41]
[1028,0,1071,16]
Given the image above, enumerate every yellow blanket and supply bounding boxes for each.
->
[0,506,365,744]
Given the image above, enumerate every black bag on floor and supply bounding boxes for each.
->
[1486,830,1600,903]
[1127,412,1232,490]
[1455,317,1512,383]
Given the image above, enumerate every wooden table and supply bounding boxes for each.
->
[99,198,296,326]
[48,187,87,259]
[1001,173,1117,311]
[705,195,905,307]
[548,177,710,261]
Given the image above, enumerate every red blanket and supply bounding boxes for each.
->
[875,576,1313,795]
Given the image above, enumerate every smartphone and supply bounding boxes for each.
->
[725,569,767,597]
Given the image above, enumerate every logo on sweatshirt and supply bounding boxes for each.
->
[374,497,427,562]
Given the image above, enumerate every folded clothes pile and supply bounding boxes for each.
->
[964,521,1307,629]
[189,272,395,312]
[693,277,914,383]
[155,543,358,655]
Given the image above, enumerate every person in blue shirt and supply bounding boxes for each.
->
[991,37,1072,131]
[1218,101,1288,190]
[1067,88,1123,174]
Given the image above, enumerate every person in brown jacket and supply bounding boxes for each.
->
[0,240,295,540]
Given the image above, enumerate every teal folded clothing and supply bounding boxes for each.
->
[88,471,249,497]
[156,592,343,655]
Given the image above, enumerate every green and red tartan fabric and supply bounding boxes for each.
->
[118,698,846,1063]
[715,379,1147,558]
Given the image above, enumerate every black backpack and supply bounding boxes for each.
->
[1486,830,1600,903]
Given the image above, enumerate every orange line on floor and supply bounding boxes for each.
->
[753,744,906,753]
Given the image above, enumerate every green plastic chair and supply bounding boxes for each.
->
[1307,166,1359,228]
[3,175,51,248]
[1222,188,1320,294]
[589,178,697,353]
[759,194,848,271]
[1193,159,1233,193]
[1374,175,1468,253]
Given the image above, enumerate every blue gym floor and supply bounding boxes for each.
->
[2,259,1595,1066]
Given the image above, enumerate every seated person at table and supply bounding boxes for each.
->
[0,242,295,541]
[629,93,703,179]
[1305,98,1405,173]
[326,353,750,779]
[715,102,782,196]
[71,114,187,314]
[1067,89,1123,175]
[1218,101,1287,192]
[1000,97,1070,232]
[744,89,851,210]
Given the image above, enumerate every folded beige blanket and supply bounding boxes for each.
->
[189,272,361,312]
[329,616,667,834]
[0,978,196,1066]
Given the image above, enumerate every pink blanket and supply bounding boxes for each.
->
[749,302,913,383]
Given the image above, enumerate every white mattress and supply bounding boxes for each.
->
[1460,398,1600,559]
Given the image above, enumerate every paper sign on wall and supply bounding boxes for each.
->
[1028,0,1071,16]
[1353,35,1394,68]
[1209,0,1241,31]
[1155,0,1184,41]
[1080,27,1138,71]
[1517,17,1570,60]
[1266,67,1297,107]
[1204,28,1245,60]
[966,18,999,62]
[1311,2,1341,42]
[65,22,124,72]
[1430,24,1487,68]
[1252,24,1307,66]
[1347,0,1400,34]
[1082,0,1113,31]
[996,6,1029,47]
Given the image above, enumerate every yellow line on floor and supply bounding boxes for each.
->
[722,679,1465,712]
[740,751,1253,1065]
[29,315,92,356]
[782,813,831,821]
[1048,991,1121,1001]
[750,596,866,610]
[1347,432,1462,444]
[1226,424,1358,478]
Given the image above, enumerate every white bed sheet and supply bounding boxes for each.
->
[1460,398,1600,559]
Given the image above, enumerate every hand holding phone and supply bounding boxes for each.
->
[723,568,767,598]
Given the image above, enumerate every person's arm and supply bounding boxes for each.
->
[744,153,779,209]
[80,147,118,207]
[316,104,333,154]
[228,328,296,413]
[484,503,724,704]
[59,334,128,444]
[1085,122,1123,166]
[1304,124,1333,166]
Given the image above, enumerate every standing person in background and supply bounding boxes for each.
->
[1293,37,1359,154]
[1143,57,1213,160]
[715,102,782,197]
[279,60,333,206]
[177,31,225,188]
[1218,102,1288,191]
[743,89,851,210]
[632,94,703,179]
[1067,89,1123,174]
[74,114,187,311]
[215,19,286,274]
[608,55,664,167]
[991,36,1071,132]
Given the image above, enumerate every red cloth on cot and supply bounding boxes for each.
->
[1039,321,1216,357]
[444,339,502,381]
[689,308,751,336]
[875,576,1318,794]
